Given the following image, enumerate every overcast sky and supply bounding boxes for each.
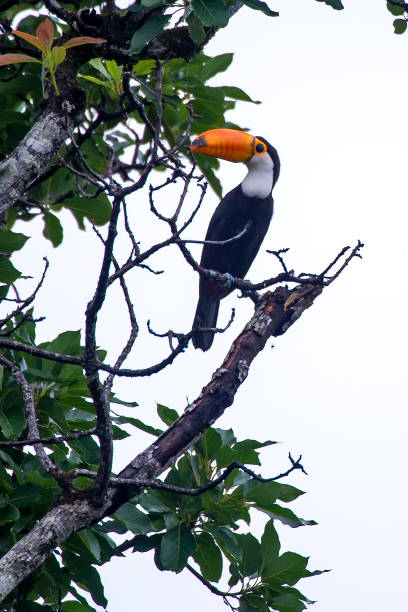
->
[11,0,408,610]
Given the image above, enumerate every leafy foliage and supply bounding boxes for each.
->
[0,323,323,611]
[0,0,372,609]
[97,406,325,611]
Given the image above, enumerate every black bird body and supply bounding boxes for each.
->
[191,130,280,351]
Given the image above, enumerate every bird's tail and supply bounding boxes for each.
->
[192,294,220,351]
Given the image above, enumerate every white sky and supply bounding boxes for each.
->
[10,0,408,610]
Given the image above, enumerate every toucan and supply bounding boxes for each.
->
[190,128,280,351]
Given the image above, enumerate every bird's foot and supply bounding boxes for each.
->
[221,272,235,289]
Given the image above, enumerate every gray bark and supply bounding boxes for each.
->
[0,500,101,601]
[0,101,80,215]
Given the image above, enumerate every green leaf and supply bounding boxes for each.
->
[0,504,20,525]
[387,1,406,16]
[195,427,222,460]
[105,59,122,85]
[315,0,344,9]
[130,15,170,55]
[187,13,205,44]
[131,533,161,552]
[43,211,63,247]
[193,532,222,582]
[0,402,25,438]
[217,85,260,103]
[138,490,174,513]
[77,529,102,563]
[63,551,107,607]
[208,526,242,561]
[69,437,100,465]
[0,255,21,284]
[261,520,280,563]
[192,0,229,27]
[262,552,308,586]
[0,229,29,253]
[116,415,162,437]
[194,155,222,197]
[157,403,179,426]
[62,195,112,227]
[89,58,111,80]
[159,524,197,572]
[260,504,316,528]
[0,412,13,439]
[39,330,81,355]
[269,592,306,611]
[11,483,43,507]
[61,602,95,611]
[238,596,259,612]
[201,53,233,81]
[393,17,407,33]
[51,45,66,68]
[79,74,111,88]
[241,0,279,17]
[114,503,155,534]
[246,481,304,507]
[236,533,262,577]
[133,59,156,76]
[240,594,267,610]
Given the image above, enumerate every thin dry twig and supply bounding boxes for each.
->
[73,455,307,496]
[0,257,49,330]
[0,427,97,448]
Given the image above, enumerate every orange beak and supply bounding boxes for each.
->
[190,128,255,163]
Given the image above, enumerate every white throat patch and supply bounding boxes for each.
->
[241,153,274,199]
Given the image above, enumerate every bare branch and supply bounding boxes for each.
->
[75,455,307,495]
[0,337,83,366]
[84,198,122,504]
[0,427,97,448]
[178,221,252,247]
[321,240,364,284]
[0,257,49,330]
[105,282,323,515]
[43,0,76,24]
[108,177,206,285]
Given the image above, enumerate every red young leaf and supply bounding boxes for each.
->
[12,29,46,52]
[0,53,42,66]
[62,37,107,49]
[36,18,55,50]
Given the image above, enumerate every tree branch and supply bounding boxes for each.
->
[0,269,348,600]
[105,281,323,515]
[0,427,97,448]
[74,454,307,495]
[0,95,85,215]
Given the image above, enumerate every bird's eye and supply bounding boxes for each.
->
[255,142,265,153]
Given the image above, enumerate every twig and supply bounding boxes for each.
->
[186,563,241,601]
[266,247,291,274]
[74,457,307,496]
[84,198,122,504]
[0,257,49,329]
[0,337,83,366]
[0,427,97,448]
[43,0,76,25]
[92,221,139,383]
[109,177,207,285]
[321,240,364,284]
[178,222,252,247]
